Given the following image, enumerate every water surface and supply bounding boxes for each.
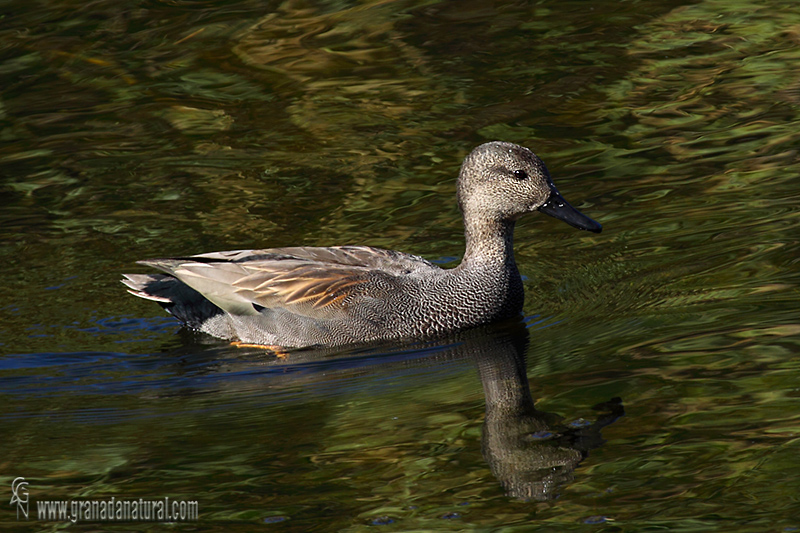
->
[2,0,800,530]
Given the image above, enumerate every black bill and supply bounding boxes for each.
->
[538,189,602,233]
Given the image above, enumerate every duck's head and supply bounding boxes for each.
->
[457,141,602,233]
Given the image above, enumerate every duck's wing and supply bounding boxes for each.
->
[135,246,440,320]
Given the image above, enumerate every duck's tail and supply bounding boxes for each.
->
[122,273,224,331]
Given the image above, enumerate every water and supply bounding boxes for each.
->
[2,0,800,530]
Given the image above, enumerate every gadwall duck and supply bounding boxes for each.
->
[123,141,601,348]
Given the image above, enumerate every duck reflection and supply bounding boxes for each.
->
[469,321,623,500]
[171,319,622,501]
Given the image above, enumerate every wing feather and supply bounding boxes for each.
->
[136,245,439,320]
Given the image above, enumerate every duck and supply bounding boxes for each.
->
[122,141,602,348]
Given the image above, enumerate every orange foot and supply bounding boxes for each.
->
[231,341,289,358]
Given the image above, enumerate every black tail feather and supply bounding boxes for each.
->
[122,273,224,331]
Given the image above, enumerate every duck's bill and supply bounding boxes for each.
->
[538,191,602,233]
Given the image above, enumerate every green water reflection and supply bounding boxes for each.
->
[2,0,800,530]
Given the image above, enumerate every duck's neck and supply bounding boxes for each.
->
[460,215,518,272]
[442,213,525,324]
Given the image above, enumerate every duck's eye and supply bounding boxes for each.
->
[512,169,528,181]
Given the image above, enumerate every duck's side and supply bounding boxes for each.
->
[122,240,523,347]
